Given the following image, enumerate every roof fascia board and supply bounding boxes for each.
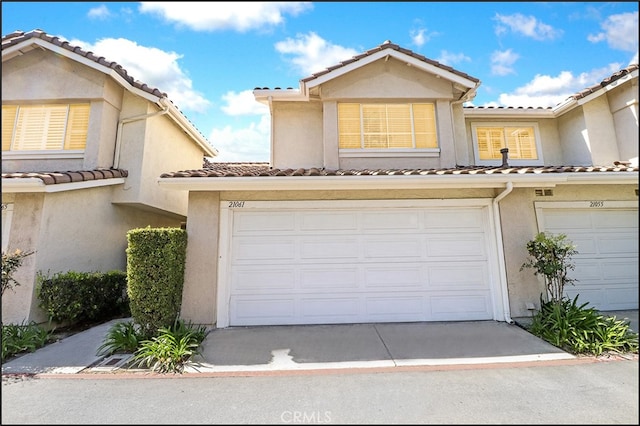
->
[158,173,624,192]
[160,99,218,157]
[463,108,555,119]
[1,178,125,193]
[304,50,477,91]
[253,89,306,104]
[576,69,639,106]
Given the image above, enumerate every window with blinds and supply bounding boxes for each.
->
[472,123,542,165]
[338,103,438,149]
[2,104,90,152]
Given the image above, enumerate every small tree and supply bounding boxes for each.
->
[520,232,578,303]
[1,249,35,297]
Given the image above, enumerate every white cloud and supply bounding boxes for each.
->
[138,1,312,32]
[209,115,271,162]
[275,32,359,76]
[87,5,112,20]
[495,64,623,107]
[436,50,471,66]
[588,11,639,53]
[494,13,563,41]
[491,49,519,76]
[69,37,210,113]
[410,27,439,48]
[221,90,269,116]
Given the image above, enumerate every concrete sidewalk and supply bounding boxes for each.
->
[2,310,637,376]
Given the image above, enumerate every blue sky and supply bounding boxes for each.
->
[2,2,638,162]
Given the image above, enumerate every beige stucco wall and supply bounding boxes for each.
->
[271,102,324,169]
[1,186,181,325]
[608,80,639,166]
[110,92,204,217]
[180,191,220,326]
[2,48,125,173]
[499,184,638,318]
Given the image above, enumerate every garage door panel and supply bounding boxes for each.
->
[543,212,593,229]
[233,238,295,261]
[233,267,296,291]
[301,237,359,259]
[228,204,497,325]
[428,263,489,289]
[430,294,492,320]
[364,237,422,258]
[423,210,484,229]
[365,296,424,317]
[426,234,487,258]
[231,297,295,324]
[591,210,638,227]
[596,234,638,254]
[234,212,295,233]
[300,212,358,230]
[362,211,420,230]
[300,268,359,289]
[364,265,423,288]
[301,298,360,319]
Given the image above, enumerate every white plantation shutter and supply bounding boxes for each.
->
[2,105,18,151]
[3,104,89,151]
[64,104,90,150]
[505,126,537,159]
[338,103,438,149]
[476,126,538,160]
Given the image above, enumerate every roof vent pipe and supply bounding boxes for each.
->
[500,148,509,168]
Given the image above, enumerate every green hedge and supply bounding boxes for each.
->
[126,227,187,337]
[37,270,129,325]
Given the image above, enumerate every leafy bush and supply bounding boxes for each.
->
[126,227,187,337]
[2,321,50,361]
[130,319,208,373]
[1,249,35,296]
[37,270,129,325]
[529,295,638,355]
[521,232,578,302]
[96,321,145,356]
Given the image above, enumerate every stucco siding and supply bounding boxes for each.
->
[319,58,454,100]
[557,107,592,166]
[608,81,639,166]
[1,186,181,325]
[271,102,324,169]
[180,191,220,325]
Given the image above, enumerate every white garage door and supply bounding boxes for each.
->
[220,200,502,326]
[536,202,638,311]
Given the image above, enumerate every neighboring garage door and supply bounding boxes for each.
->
[220,200,502,326]
[535,201,638,311]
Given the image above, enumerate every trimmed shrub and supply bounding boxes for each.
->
[37,270,129,325]
[126,227,187,338]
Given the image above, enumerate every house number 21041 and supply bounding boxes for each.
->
[589,201,604,207]
[228,201,245,208]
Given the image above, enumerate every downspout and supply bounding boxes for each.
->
[113,106,170,169]
[268,96,274,167]
[493,181,514,323]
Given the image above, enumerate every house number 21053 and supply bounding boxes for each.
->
[228,201,245,208]
[589,201,604,207]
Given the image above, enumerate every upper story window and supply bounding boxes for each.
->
[471,122,543,166]
[338,103,438,156]
[2,104,90,152]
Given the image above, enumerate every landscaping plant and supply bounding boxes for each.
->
[529,295,638,355]
[2,321,51,361]
[96,320,145,356]
[130,319,208,373]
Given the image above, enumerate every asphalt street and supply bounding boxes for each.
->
[2,357,638,424]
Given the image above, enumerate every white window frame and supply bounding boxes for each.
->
[338,103,441,158]
[471,122,544,166]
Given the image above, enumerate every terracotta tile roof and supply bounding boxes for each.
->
[161,162,638,179]
[569,63,639,100]
[1,169,128,185]
[2,29,166,99]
